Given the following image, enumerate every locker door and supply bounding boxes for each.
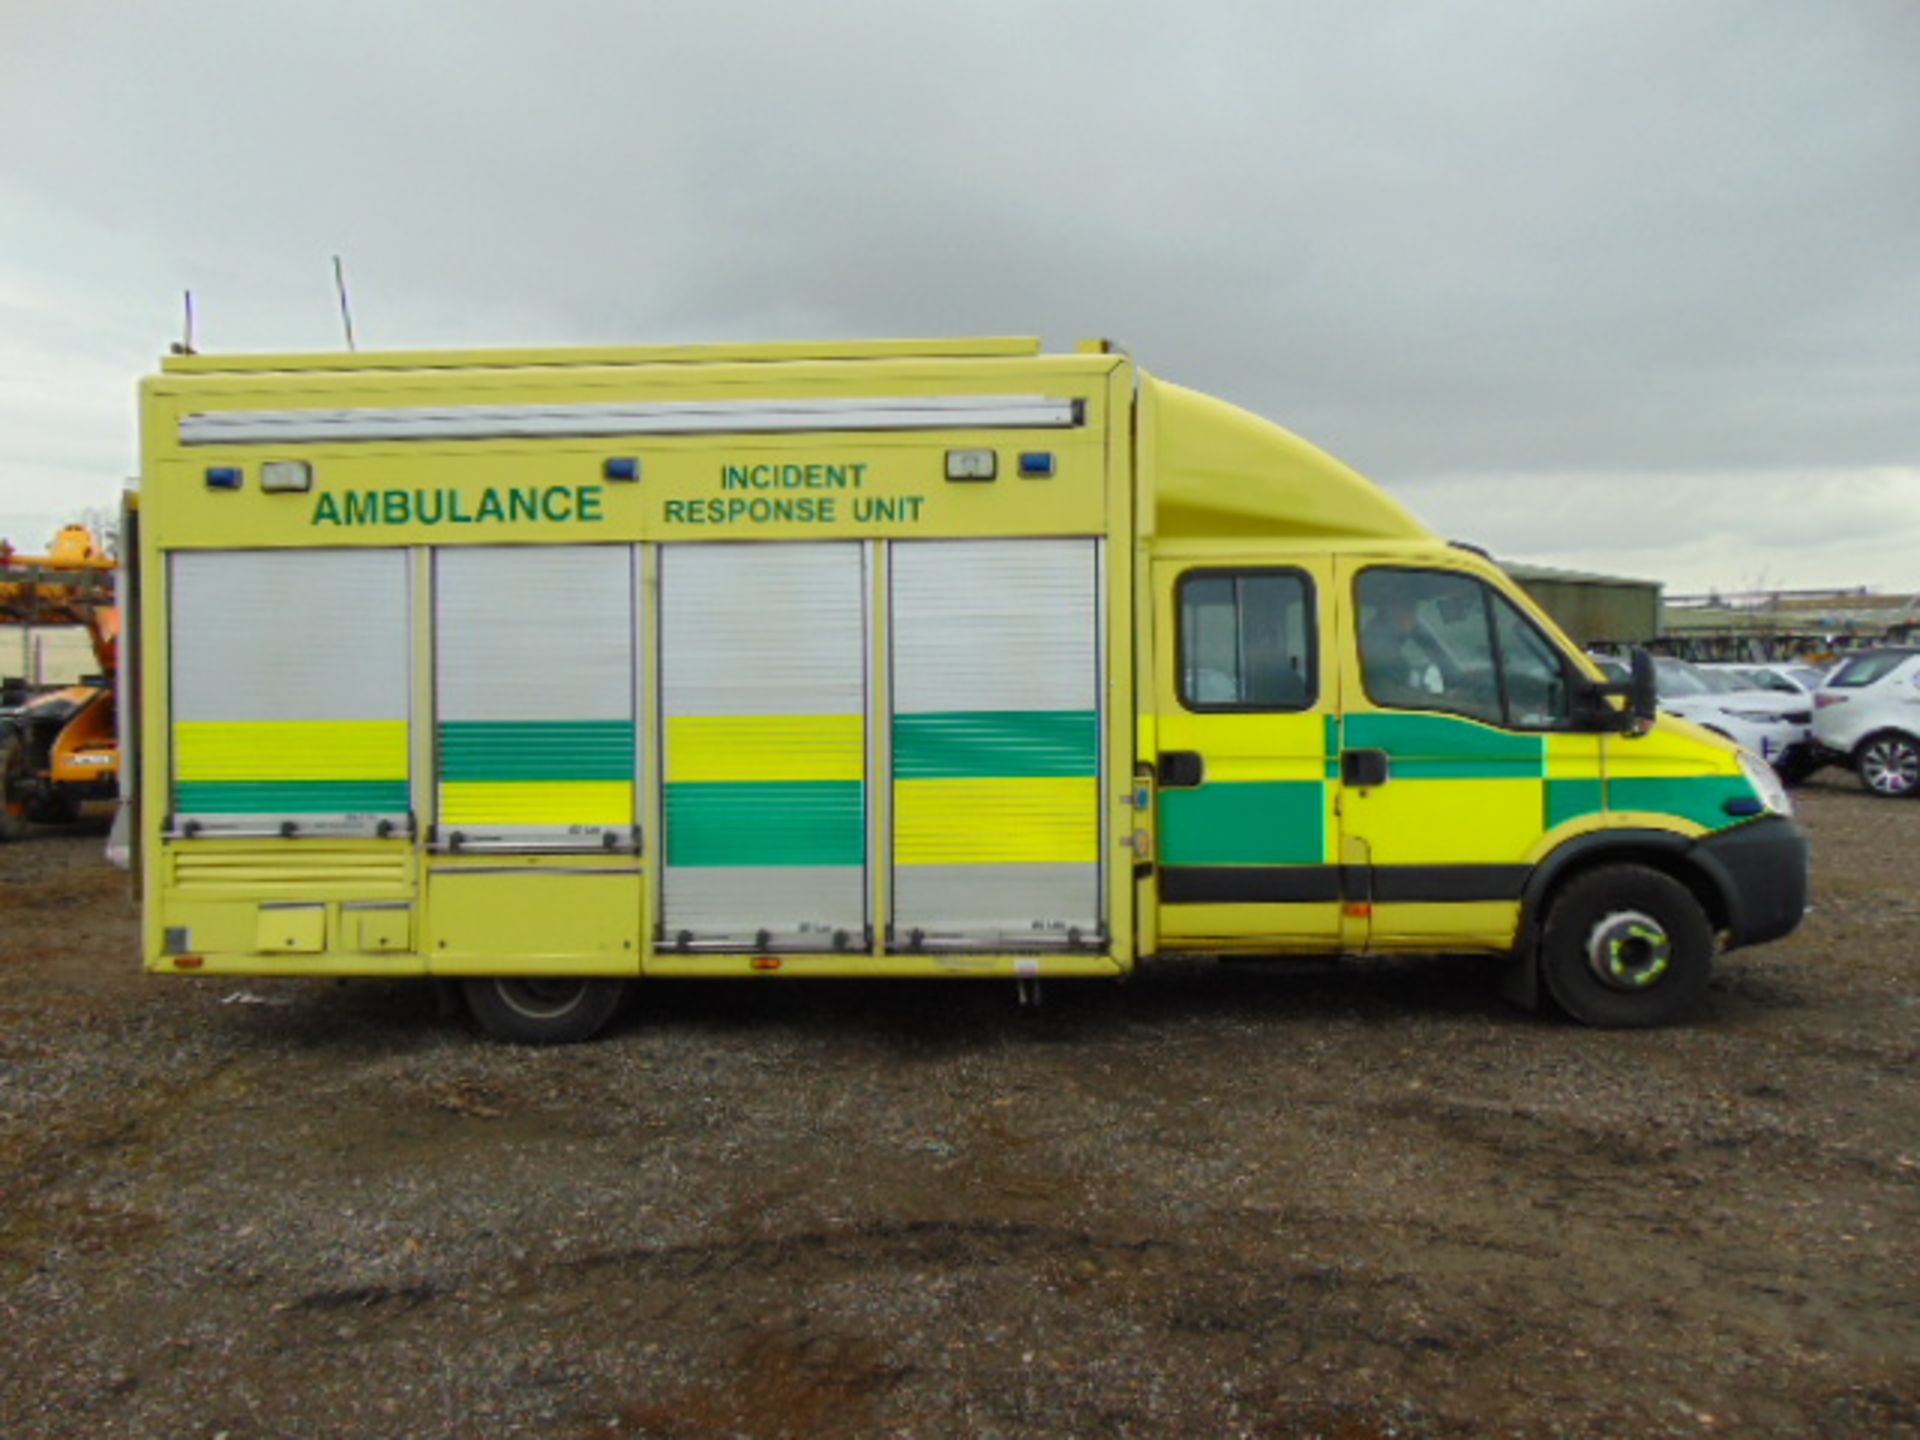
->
[890,539,1103,948]
[168,549,410,836]
[659,542,868,950]
[433,545,637,850]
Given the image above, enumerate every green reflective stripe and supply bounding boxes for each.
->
[174,780,410,814]
[1545,777,1604,828]
[1160,781,1325,866]
[438,721,635,782]
[1345,713,1546,773]
[1608,775,1753,831]
[893,710,1097,779]
[665,781,864,867]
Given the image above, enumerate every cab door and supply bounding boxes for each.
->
[1333,559,1604,951]
[1152,558,1342,949]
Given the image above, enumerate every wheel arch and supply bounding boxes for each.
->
[1521,829,1732,946]
[1851,724,1920,758]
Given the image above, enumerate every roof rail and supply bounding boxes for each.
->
[160,336,1048,376]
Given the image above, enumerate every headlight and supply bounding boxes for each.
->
[1723,707,1788,723]
[1738,750,1793,816]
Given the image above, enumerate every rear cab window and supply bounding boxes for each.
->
[1178,571,1316,710]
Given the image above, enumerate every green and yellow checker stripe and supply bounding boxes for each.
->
[173,719,409,814]
[438,720,635,826]
[664,714,864,866]
[893,710,1098,865]
[1157,713,1331,869]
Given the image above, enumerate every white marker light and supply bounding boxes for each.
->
[946,449,997,482]
[260,460,313,493]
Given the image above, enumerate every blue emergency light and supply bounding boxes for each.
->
[204,466,243,490]
[1018,452,1056,479]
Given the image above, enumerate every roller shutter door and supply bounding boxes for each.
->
[890,539,1102,947]
[433,545,637,850]
[659,542,868,949]
[169,549,410,836]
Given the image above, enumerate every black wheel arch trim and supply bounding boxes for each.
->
[1521,818,1808,955]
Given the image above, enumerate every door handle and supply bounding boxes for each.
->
[1158,750,1205,789]
[1342,748,1391,787]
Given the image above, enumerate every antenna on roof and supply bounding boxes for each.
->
[170,290,196,355]
[332,255,357,351]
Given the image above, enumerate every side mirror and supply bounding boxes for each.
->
[1575,648,1660,734]
[1627,648,1658,727]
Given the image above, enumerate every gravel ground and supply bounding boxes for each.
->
[1,780,1915,1439]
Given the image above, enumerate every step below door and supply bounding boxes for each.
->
[889,538,1103,948]
[659,541,869,950]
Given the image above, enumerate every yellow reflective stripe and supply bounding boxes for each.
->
[439,781,634,825]
[666,715,863,782]
[174,720,408,782]
[895,777,1097,865]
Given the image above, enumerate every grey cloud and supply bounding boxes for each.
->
[0,0,1914,585]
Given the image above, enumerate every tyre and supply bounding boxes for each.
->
[1773,750,1820,787]
[1854,731,1920,799]
[461,977,627,1045]
[1538,865,1715,1028]
[26,791,82,825]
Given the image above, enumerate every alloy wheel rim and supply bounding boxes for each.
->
[1585,910,1672,991]
[1861,739,1919,796]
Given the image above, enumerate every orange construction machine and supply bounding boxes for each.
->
[0,524,120,837]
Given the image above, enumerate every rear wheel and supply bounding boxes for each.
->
[461,976,626,1045]
[26,791,82,825]
[1539,865,1715,1028]
[1855,732,1920,798]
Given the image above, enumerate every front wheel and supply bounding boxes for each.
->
[1539,865,1715,1028]
[461,977,627,1045]
[1855,732,1920,798]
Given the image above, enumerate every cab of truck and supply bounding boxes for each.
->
[1140,377,1808,1027]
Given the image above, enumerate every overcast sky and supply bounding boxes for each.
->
[2,1,1914,594]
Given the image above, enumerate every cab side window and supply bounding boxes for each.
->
[1489,591,1573,728]
[1357,568,1572,729]
[1179,571,1315,710]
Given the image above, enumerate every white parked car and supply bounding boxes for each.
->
[1649,658,1818,782]
[1812,647,1920,798]
[1703,662,1830,697]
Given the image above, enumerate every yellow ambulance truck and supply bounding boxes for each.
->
[130,336,1807,1042]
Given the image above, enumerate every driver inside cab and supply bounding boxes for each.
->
[1359,572,1452,708]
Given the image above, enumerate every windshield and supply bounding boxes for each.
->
[1828,651,1917,688]
[1653,657,1715,697]
[1733,668,1801,694]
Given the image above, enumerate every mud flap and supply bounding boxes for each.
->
[1498,941,1541,1012]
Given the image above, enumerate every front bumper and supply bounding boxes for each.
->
[1693,815,1810,949]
